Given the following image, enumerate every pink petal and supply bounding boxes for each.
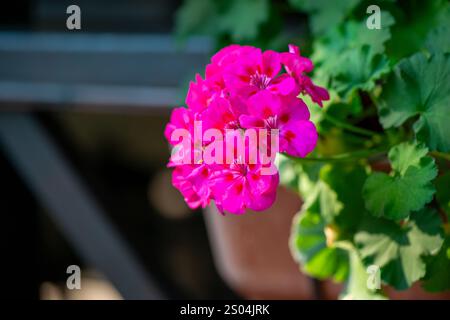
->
[279,95,310,123]
[268,74,299,96]
[239,115,265,129]
[262,50,281,78]
[280,120,318,158]
[304,80,330,107]
[164,107,193,145]
[247,90,281,119]
[172,165,211,209]
[247,167,276,194]
[288,44,300,55]
[202,97,236,131]
[211,45,257,68]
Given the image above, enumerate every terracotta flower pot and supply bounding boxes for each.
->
[203,186,317,299]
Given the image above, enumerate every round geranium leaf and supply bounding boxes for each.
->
[363,142,437,220]
[378,53,450,152]
[355,208,444,290]
[422,236,450,292]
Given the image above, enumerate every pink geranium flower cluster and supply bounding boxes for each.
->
[164,44,329,214]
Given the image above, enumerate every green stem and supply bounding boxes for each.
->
[284,147,388,163]
[323,112,378,138]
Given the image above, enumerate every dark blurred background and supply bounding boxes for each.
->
[0,0,227,300]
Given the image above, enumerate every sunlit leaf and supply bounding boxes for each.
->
[340,247,387,300]
[355,209,444,290]
[363,142,437,220]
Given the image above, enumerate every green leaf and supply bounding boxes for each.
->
[296,163,368,229]
[363,142,437,220]
[175,0,271,42]
[320,164,368,231]
[435,172,450,218]
[219,0,269,41]
[378,53,450,152]
[290,209,349,282]
[289,0,361,35]
[315,180,342,224]
[313,11,394,64]
[312,12,394,94]
[296,162,323,200]
[388,140,429,174]
[297,168,342,225]
[425,23,450,54]
[344,11,395,55]
[291,163,371,282]
[312,11,395,56]
[340,247,387,300]
[175,0,219,39]
[422,235,450,292]
[355,208,444,290]
[333,46,390,98]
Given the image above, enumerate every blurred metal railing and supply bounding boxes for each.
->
[0,31,211,110]
[0,31,212,299]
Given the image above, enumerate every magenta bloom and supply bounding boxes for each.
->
[224,48,298,98]
[212,163,279,214]
[185,74,218,113]
[239,91,317,158]
[201,96,245,132]
[282,44,329,106]
[164,44,328,214]
[172,164,213,209]
[164,107,194,145]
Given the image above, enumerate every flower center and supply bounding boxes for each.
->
[250,72,271,90]
[231,160,248,176]
[263,115,278,129]
[224,119,241,130]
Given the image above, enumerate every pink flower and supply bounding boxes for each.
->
[164,107,194,146]
[172,164,214,209]
[282,44,329,106]
[165,44,328,215]
[212,163,279,214]
[223,48,298,98]
[239,91,317,158]
[201,96,246,132]
[186,74,219,112]
[205,45,257,91]
[281,44,314,74]
[208,45,257,74]
[165,106,207,166]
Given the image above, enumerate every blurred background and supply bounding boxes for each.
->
[0,0,315,299]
